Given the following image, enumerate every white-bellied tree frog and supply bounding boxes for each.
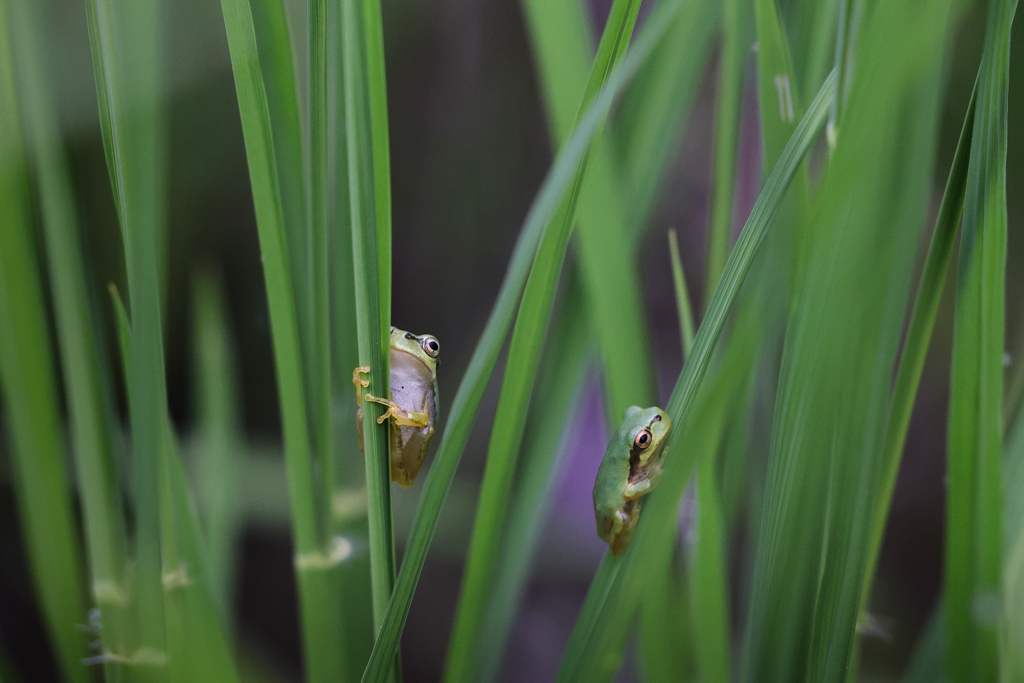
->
[353,327,439,488]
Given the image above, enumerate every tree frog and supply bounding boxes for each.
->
[353,327,440,488]
[592,406,671,556]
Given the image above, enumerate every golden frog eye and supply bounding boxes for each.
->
[634,428,653,450]
[420,335,440,358]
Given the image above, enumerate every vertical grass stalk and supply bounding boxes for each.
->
[342,3,397,667]
[945,1,1016,680]
[705,0,749,299]
[0,9,89,679]
[218,0,349,679]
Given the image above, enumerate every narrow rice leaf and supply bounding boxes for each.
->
[109,290,240,683]
[1007,376,1024,551]
[690,444,731,682]
[755,0,803,167]
[84,0,171,670]
[752,0,809,320]
[645,227,716,683]
[0,9,90,680]
[248,0,307,333]
[341,0,397,662]
[858,84,976,628]
[327,0,376,671]
[519,0,655,423]
[638,555,695,683]
[7,0,132,677]
[109,287,133,381]
[248,0,336,548]
[444,2,643,680]
[743,3,950,680]
[652,225,758,681]
[361,3,690,678]
[668,229,695,356]
[306,0,335,553]
[826,0,856,146]
[160,428,240,683]
[615,0,717,230]
[217,1,349,680]
[1002,398,1024,679]
[474,276,591,683]
[704,0,751,299]
[787,0,838,102]
[945,1,1016,680]
[906,310,1024,681]
[554,67,838,683]
[191,271,243,622]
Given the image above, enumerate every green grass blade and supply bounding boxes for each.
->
[360,3,689,679]
[0,10,90,680]
[615,0,717,230]
[109,290,240,683]
[826,0,855,147]
[691,445,731,682]
[669,229,696,357]
[443,2,643,680]
[1002,393,1024,679]
[361,0,392,336]
[306,0,335,554]
[191,271,243,623]
[84,0,170,670]
[11,0,130,600]
[858,83,976,631]
[218,1,349,680]
[519,0,655,422]
[638,556,694,683]
[906,307,1024,681]
[342,0,396,661]
[788,0,838,103]
[475,276,591,683]
[945,1,1016,680]
[8,0,133,675]
[743,4,951,679]
[248,0,309,361]
[664,228,726,682]
[327,0,375,671]
[160,427,240,683]
[554,67,837,683]
[756,0,803,166]
[704,0,750,300]
[109,286,133,382]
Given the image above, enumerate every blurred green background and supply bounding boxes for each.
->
[0,0,1021,680]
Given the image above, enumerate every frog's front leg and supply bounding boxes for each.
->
[352,366,371,406]
[362,394,430,428]
[623,477,654,501]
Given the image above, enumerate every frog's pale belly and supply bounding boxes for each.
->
[390,355,434,414]
[389,350,437,487]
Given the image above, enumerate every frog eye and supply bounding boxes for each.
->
[634,428,653,450]
[420,336,440,358]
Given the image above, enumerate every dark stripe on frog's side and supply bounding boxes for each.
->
[626,415,667,486]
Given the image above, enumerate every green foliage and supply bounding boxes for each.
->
[0,7,89,680]
[946,1,1017,680]
[0,0,1019,681]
